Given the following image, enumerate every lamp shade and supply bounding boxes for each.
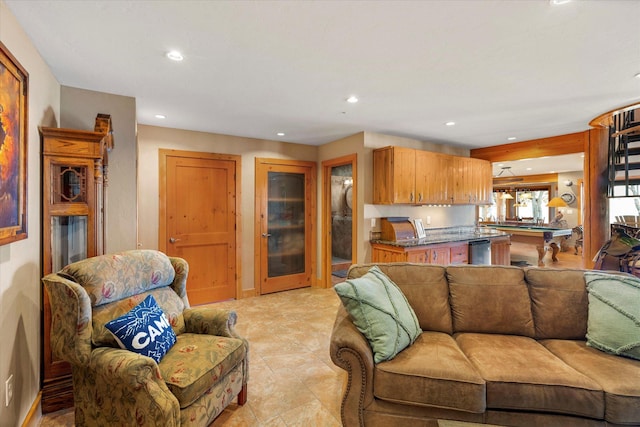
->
[547,197,568,208]
[501,192,514,200]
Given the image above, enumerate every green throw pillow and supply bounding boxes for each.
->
[334,266,422,363]
[584,271,640,361]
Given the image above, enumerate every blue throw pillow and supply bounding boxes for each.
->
[105,294,177,363]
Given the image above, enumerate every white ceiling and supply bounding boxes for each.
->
[5,0,640,151]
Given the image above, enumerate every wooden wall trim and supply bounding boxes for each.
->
[589,101,640,128]
[470,131,588,162]
[493,173,558,186]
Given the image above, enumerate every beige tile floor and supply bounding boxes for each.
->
[39,287,346,427]
[38,248,582,427]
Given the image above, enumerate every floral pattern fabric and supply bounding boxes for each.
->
[160,333,246,408]
[60,249,177,307]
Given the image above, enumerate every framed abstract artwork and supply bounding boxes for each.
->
[0,41,28,245]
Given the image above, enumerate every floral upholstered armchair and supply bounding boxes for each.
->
[42,249,248,426]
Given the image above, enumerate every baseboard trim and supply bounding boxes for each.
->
[21,391,41,427]
[241,288,256,299]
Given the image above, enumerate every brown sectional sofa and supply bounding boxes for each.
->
[329,263,640,427]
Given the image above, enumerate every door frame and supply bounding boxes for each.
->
[158,149,243,299]
[322,154,357,288]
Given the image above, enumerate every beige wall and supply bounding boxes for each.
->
[0,1,60,424]
[137,125,318,293]
[60,86,138,253]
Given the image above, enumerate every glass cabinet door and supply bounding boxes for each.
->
[50,216,88,272]
[267,172,306,277]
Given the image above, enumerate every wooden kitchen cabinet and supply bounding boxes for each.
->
[372,146,416,204]
[491,236,511,266]
[450,242,469,264]
[373,146,491,205]
[415,150,452,205]
[372,242,456,266]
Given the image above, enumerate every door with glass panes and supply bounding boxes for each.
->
[255,159,316,294]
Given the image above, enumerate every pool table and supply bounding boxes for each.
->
[486,224,573,266]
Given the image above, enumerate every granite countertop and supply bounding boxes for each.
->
[371,229,509,248]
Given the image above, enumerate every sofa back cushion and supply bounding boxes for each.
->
[347,263,452,334]
[447,266,535,337]
[525,268,588,339]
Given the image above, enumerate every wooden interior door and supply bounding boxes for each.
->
[160,150,240,304]
[256,158,316,294]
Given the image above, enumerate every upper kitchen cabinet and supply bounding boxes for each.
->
[372,146,416,204]
[451,156,493,205]
[373,146,492,205]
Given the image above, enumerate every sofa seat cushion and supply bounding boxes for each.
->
[159,333,246,408]
[456,333,604,419]
[542,339,640,425]
[374,331,486,413]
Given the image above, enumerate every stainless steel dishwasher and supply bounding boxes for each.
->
[469,240,492,265]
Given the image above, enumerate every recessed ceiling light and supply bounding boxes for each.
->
[445,121,456,126]
[346,95,359,103]
[635,72,640,79]
[526,167,532,171]
[277,132,285,136]
[507,137,517,141]
[166,50,184,61]
[550,0,571,4]
[155,114,166,119]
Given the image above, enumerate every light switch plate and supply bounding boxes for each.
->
[5,374,13,407]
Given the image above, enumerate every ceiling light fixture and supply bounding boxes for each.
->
[497,166,515,177]
[155,114,166,119]
[507,137,517,141]
[346,95,358,103]
[166,50,184,61]
[635,72,640,79]
[550,0,571,5]
[277,132,285,136]
[445,121,456,126]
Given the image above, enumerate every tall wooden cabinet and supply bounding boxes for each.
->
[39,115,113,413]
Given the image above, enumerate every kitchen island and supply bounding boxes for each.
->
[371,228,511,266]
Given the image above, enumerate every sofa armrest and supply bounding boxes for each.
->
[78,347,180,425]
[42,274,93,366]
[183,307,240,338]
[330,305,375,427]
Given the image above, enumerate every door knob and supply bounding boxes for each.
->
[169,237,181,243]
[261,233,272,238]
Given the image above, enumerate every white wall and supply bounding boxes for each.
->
[0,1,60,424]
[60,86,138,253]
